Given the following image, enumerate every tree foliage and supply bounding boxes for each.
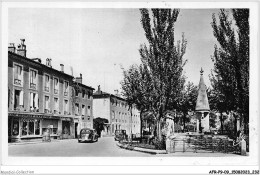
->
[93,117,109,137]
[210,9,249,131]
[178,82,198,129]
[121,8,187,140]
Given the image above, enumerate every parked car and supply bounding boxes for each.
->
[78,128,98,143]
[114,130,128,141]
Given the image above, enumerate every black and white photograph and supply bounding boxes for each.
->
[0,1,259,175]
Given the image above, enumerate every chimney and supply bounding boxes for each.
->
[97,85,101,94]
[114,89,119,96]
[46,58,52,67]
[8,43,16,53]
[17,39,26,57]
[75,73,82,84]
[60,64,64,73]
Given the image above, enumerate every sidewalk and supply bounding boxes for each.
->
[8,139,74,146]
[116,142,248,157]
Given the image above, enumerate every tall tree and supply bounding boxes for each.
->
[178,81,198,131]
[211,9,249,133]
[121,64,152,137]
[139,9,187,139]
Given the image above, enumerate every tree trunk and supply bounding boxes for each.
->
[220,112,224,134]
[183,113,186,133]
[234,115,237,134]
[140,110,143,138]
[158,120,162,140]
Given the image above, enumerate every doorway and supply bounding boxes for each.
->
[75,123,78,138]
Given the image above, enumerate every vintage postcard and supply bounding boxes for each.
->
[1,1,259,175]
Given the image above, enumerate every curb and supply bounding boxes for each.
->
[8,139,63,146]
[116,142,167,154]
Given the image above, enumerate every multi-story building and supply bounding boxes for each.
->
[72,74,95,138]
[93,86,140,136]
[8,39,94,142]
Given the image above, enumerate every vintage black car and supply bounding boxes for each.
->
[114,130,128,141]
[78,128,98,143]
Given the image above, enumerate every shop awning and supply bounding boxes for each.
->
[9,112,74,120]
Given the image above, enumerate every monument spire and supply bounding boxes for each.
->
[195,68,210,111]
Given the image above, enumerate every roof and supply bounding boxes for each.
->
[8,51,74,79]
[93,92,126,101]
[73,81,95,90]
[195,68,210,111]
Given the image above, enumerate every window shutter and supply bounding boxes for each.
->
[35,94,38,109]
[30,93,34,107]
[19,91,23,105]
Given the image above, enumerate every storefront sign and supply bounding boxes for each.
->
[9,113,61,120]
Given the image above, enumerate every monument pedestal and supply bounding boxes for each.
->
[196,112,210,133]
[166,139,173,153]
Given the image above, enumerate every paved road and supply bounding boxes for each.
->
[8,137,153,157]
[9,137,242,157]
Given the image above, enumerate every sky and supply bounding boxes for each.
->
[8,8,220,94]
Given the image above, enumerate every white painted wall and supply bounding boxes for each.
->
[93,98,110,123]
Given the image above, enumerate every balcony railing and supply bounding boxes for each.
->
[54,110,58,114]
[30,83,36,89]
[14,105,24,111]
[44,109,50,113]
[30,107,39,112]
[54,89,58,94]
[14,79,21,86]
[44,86,49,92]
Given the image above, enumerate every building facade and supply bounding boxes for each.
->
[93,86,140,136]
[8,39,94,142]
[73,74,95,138]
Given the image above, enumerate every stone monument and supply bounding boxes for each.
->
[195,68,210,133]
[165,113,175,153]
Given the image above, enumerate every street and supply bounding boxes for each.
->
[8,136,243,157]
[8,137,153,157]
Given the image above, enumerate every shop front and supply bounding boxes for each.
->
[8,112,72,142]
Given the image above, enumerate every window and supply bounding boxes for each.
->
[75,103,79,115]
[82,90,86,98]
[13,64,23,86]
[88,91,91,99]
[64,81,69,96]
[75,89,79,97]
[22,121,28,136]
[21,119,40,136]
[54,77,59,94]
[12,119,19,136]
[28,121,34,135]
[54,98,59,114]
[30,92,39,112]
[44,74,50,92]
[29,69,37,89]
[64,100,69,115]
[14,89,23,110]
[87,106,91,117]
[62,121,70,135]
[82,105,85,116]
[44,96,50,113]
[112,111,115,119]
[35,119,40,135]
